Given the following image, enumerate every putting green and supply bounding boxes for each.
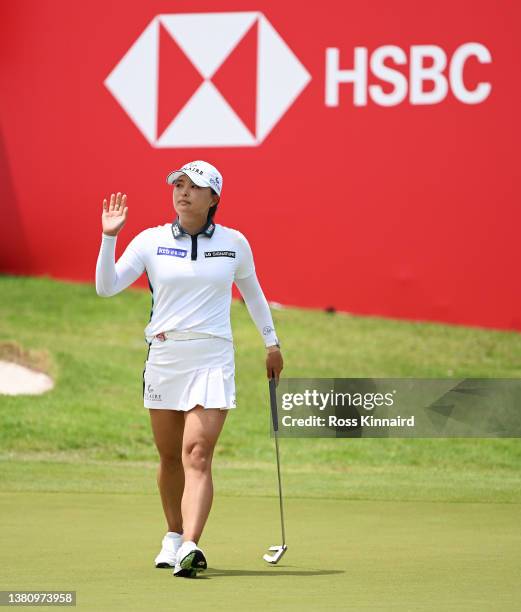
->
[1,492,519,611]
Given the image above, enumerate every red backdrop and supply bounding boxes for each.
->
[1,0,520,330]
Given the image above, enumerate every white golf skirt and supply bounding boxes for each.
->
[143,336,236,411]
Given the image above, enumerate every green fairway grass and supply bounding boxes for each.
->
[1,275,520,610]
[1,492,520,611]
[1,274,520,470]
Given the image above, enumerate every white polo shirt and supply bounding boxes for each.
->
[114,220,255,343]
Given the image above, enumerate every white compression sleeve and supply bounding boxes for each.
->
[235,272,279,347]
[95,234,143,297]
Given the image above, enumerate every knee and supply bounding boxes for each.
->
[158,451,183,470]
[182,440,212,473]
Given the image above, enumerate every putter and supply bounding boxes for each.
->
[263,376,288,564]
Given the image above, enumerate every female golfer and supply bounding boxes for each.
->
[95,160,283,578]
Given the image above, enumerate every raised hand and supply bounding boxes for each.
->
[102,192,128,236]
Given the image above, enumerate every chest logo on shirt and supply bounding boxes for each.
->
[157,246,187,258]
[204,251,236,258]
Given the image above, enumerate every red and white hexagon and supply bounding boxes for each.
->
[105,12,311,147]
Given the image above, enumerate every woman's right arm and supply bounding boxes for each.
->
[95,192,144,297]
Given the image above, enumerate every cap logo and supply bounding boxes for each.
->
[182,165,204,175]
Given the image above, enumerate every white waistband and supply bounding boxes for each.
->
[156,331,217,341]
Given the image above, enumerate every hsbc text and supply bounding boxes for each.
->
[325,43,491,106]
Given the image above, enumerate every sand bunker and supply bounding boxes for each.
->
[0,360,54,395]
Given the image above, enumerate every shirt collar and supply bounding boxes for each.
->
[171,217,216,239]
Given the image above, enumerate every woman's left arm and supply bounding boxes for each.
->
[234,272,284,382]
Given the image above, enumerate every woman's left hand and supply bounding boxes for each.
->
[266,347,283,382]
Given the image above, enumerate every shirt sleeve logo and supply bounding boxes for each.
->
[204,250,236,258]
[157,246,187,258]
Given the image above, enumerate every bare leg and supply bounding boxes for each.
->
[149,408,186,533]
[181,406,227,544]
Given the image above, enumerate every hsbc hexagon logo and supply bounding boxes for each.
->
[105,12,311,147]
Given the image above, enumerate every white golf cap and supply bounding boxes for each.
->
[166,160,223,195]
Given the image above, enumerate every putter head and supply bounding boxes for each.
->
[263,544,288,564]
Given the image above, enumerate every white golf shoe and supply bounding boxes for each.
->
[154,532,183,568]
[173,540,207,578]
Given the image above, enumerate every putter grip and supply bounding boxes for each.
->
[269,377,279,432]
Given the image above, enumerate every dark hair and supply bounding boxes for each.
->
[207,188,219,222]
